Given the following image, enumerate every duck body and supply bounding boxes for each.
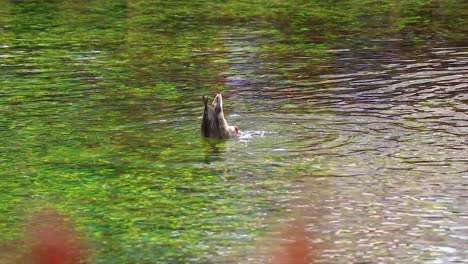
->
[201,93,239,139]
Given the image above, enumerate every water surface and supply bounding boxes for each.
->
[0,1,467,263]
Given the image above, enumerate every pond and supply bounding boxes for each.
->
[0,0,467,263]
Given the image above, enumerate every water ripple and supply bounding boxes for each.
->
[216,37,468,262]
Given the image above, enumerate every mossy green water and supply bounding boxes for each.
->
[1,0,466,262]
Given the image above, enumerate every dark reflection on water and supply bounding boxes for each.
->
[1,1,467,263]
[218,28,467,262]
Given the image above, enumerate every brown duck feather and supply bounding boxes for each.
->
[201,94,238,139]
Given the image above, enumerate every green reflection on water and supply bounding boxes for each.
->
[0,0,465,262]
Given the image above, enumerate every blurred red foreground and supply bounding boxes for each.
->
[0,210,89,264]
[1,211,314,263]
[272,223,313,264]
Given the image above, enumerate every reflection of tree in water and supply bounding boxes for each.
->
[1,1,467,263]
[218,29,270,104]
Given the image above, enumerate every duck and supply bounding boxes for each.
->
[201,93,239,139]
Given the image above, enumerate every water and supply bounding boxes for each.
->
[1,1,467,263]
[219,30,468,263]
